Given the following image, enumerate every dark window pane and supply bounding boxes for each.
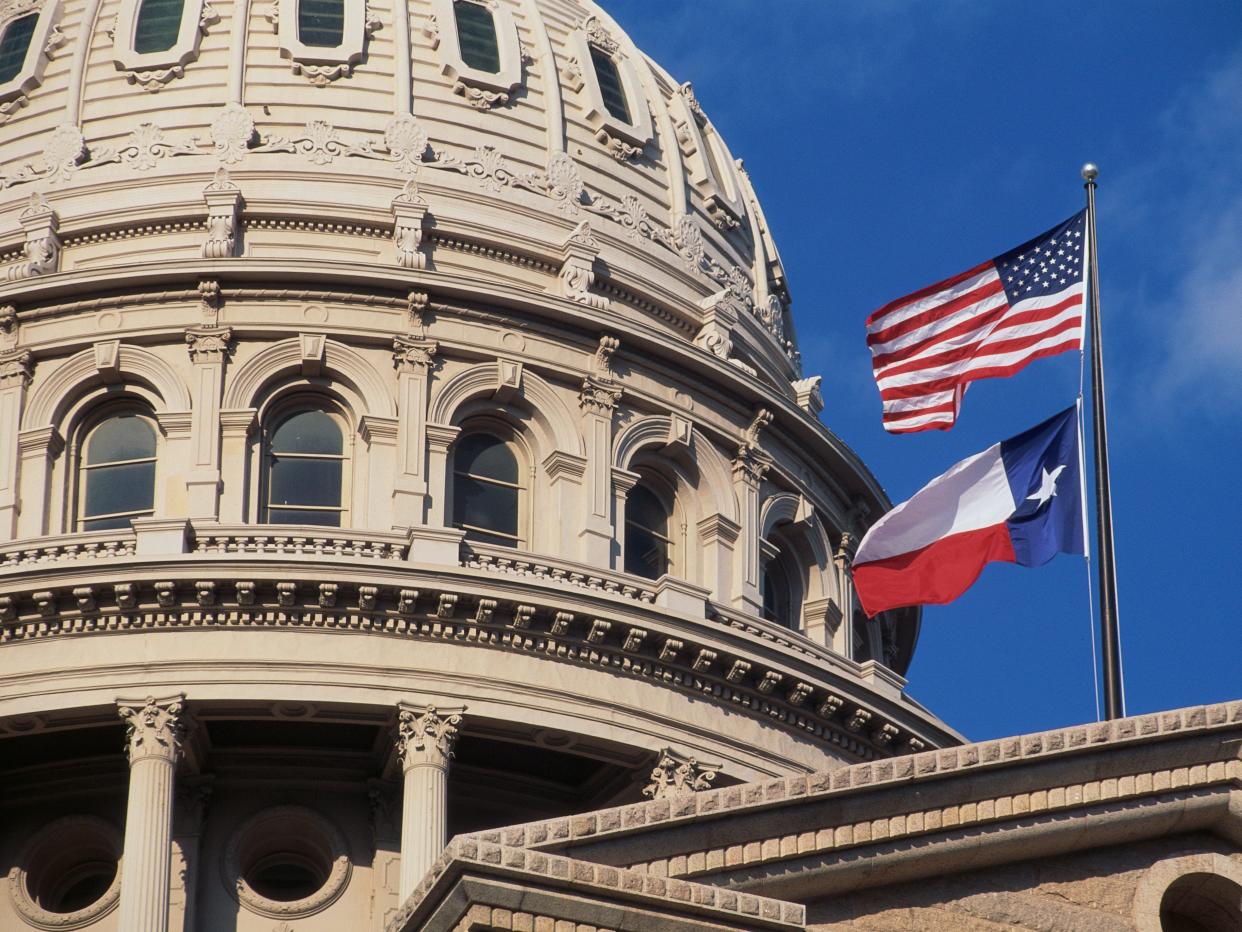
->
[268,456,342,508]
[762,559,794,629]
[626,485,668,538]
[590,46,630,123]
[268,507,342,527]
[624,526,667,580]
[454,434,517,484]
[84,461,156,520]
[271,410,342,455]
[454,1,500,73]
[0,13,37,84]
[454,475,518,538]
[86,415,156,465]
[297,0,344,47]
[134,0,186,53]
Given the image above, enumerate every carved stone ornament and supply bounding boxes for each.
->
[395,705,462,770]
[582,14,619,55]
[792,375,824,416]
[641,748,719,799]
[392,336,438,374]
[579,377,622,415]
[592,334,620,379]
[545,153,584,215]
[556,221,609,310]
[732,408,774,483]
[391,180,429,270]
[384,115,430,174]
[209,104,256,163]
[202,167,241,259]
[117,695,187,764]
[186,326,232,363]
[0,349,33,387]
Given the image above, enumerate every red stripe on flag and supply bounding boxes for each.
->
[866,276,1005,347]
[865,261,995,328]
[852,524,1016,616]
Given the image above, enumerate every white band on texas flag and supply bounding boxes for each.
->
[853,406,1084,616]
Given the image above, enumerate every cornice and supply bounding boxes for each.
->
[0,564,952,759]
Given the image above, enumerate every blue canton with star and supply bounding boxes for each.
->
[994,210,1087,306]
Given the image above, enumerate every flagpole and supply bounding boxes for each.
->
[1081,163,1125,720]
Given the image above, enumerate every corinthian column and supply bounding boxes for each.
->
[117,695,187,932]
[395,703,464,900]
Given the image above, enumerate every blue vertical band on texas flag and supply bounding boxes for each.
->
[1002,405,1084,567]
[853,405,1085,616]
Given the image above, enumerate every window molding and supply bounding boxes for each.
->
[271,0,380,86]
[676,81,746,231]
[111,0,218,91]
[423,0,522,110]
[72,405,161,533]
[448,420,530,550]
[0,0,65,114]
[259,398,354,528]
[566,14,652,161]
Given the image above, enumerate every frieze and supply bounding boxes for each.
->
[0,573,922,761]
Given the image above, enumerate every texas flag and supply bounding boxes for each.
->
[853,405,1085,616]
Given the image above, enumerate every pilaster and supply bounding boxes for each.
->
[395,703,464,900]
[117,695,189,932]
[16,425,62,538]
[392,336,438,527]
[0,346,33,540]
[731,408,773,615]
[217,408,256,522]
[184,302,231,519]
[424,423,461,527]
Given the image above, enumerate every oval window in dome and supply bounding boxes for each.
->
[0,13,38,84]
[297,0,344,48]
[453,1,500,74]
[589,46,631,124]
[133,0,186,54]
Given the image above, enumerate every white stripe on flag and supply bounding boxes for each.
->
[867,266,999,333]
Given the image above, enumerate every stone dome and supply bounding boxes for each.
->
[0,1,960,930]
[0,0,797,381]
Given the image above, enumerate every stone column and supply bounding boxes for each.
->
[0,346,33,540]
[424,424,461,528]
[392,336,437,527]
[216,409,256,522]
[16,426,62,538]
[117,695,188,932]
[609,467,639,571]
[395,703,463,900]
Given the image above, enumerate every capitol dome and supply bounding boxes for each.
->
[0,1,958,930]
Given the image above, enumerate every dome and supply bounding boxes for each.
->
[0,2,959,930]
[0,0,797,380]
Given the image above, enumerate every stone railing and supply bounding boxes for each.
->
[0,531,137,571]
[461,541,658,604]
[192,525,409,561]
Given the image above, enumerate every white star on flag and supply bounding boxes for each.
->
[1027,464,1067,507]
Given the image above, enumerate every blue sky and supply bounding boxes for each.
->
[603,0,1242,740]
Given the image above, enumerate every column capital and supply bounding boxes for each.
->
[185,325,232,363]
[642,747,720,799]
[579,376,622,415]
[396,703,464,771]
[393,336,438,375]
[0,349,33,388]
[835,531,859,567]
[118,695,188,765]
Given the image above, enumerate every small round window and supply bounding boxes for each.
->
[9,816,122,929]
[225,806,351,920]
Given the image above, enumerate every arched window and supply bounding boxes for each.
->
[452,432,522,547]
[589,46,630,123]
[133,0,186,54]
[298,0,344,48]
[0,13,37,84]
[78,413,157,531]
[453,0,500,73]
[264,408,347,526]
[761,557,796,630]
[624,482,672,580]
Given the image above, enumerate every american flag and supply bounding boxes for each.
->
[866,210,1088,433]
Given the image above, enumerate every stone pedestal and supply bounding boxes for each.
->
[395,703,464,900]
[117,695,187,932]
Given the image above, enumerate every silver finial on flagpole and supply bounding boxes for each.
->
[1081,163,1099,182]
